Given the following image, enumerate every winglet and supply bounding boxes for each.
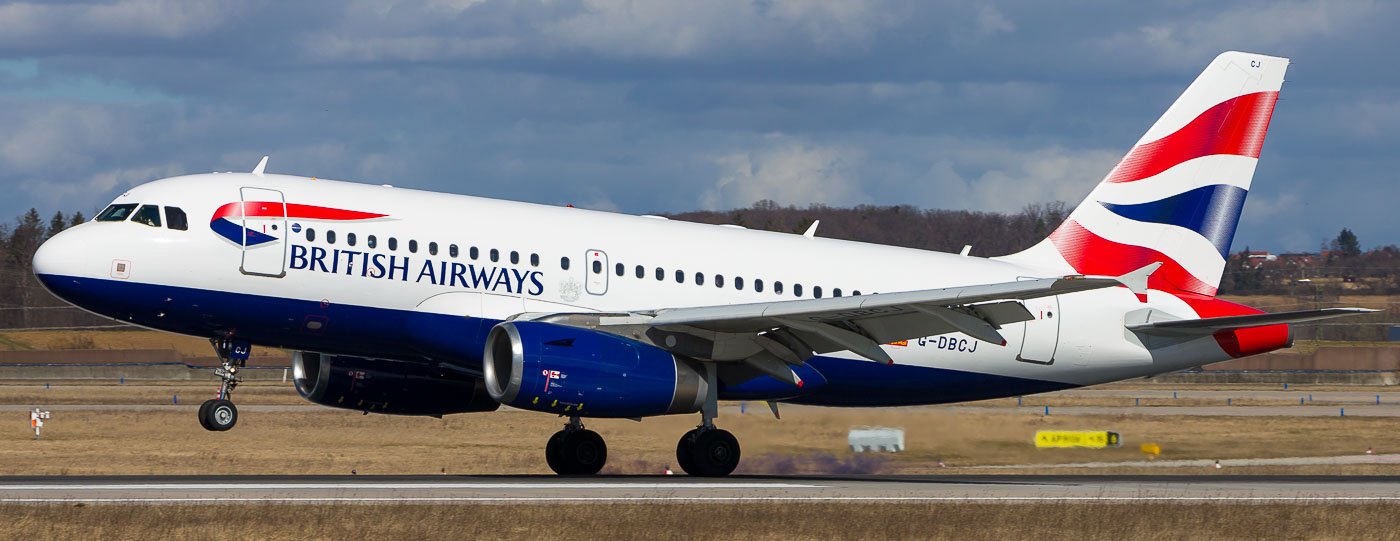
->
[803,220,819,238]
[1118,262,1163,303]
[251,156,269,177]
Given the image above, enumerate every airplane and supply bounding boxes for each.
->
[31,51,1373,477]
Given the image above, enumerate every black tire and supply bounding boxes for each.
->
[198,399,216,431]
[689,429,740,477]
[559,430,607,475]
[545,431,569,475]
[207,399,238,431]
[675,429,700,475]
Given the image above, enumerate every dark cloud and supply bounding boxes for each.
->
[0,0,1395,252]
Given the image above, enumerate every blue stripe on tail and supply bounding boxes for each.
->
[1099,184,1246,258]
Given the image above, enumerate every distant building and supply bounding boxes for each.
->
[1243,251,1278,268]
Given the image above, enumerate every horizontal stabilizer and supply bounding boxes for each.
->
[1127,308,1377,336]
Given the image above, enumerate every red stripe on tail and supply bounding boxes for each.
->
[1049,220,1217,296]
[1103,91,1278,184]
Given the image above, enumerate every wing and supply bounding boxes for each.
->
[1127,308,1378,337]
[521,265,1159,387]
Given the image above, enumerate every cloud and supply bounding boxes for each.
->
[702,135,869,210]
[1094,0,1378,69]
[0,0,1394,254]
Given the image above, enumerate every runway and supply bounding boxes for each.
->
[2,475,1399,503]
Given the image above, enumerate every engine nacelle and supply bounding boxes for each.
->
[292,352,499,416]
[483,321,707,418]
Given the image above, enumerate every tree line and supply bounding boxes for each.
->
[0,209,112,330]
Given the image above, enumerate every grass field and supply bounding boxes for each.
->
[4,381,1400,476]
[4,502,1399,541]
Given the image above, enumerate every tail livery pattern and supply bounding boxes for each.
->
[1013,52,1288,298]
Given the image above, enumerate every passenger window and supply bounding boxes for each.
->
[695,272,705,286]
[794,284,803,297]
[754,279,763,293]
[307,228,316,242]
[429,242,438,255]
[615,263,624,277]
[409,240,418,253]
[163,207,188,231]
[774,281,784,295]
[561,256,570,270]
[450,244,459,258]
[655,267,664,281]
[853,290,861,296]
[833,288,842,297]
[388,237,398,251]
[327,230,336,244]
[592,260,602,274]
[510,251,519,264]
[96,203,138,222]
[531,253,539,267]
[347,233,357,246]
[132,205,161,228]
[675,270,684,283]
[490,249,499,262]
[368,235,377,249]
[735,277,744,290]
[635,265,644,279]
[814,286,823,299]
[471,247,480,260]
[715,274,724,288]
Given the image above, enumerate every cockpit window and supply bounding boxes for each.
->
[96,203,138,222]
[164,207,188,231]
[131,205,162,228]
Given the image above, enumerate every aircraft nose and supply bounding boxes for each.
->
[32,227,87,295]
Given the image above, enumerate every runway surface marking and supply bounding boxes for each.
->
[6,496,1400,504]
[0,482,818,490]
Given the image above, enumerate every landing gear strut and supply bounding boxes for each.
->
[199,337,245,431]
[545,416,608,475]
[675,363,741,477]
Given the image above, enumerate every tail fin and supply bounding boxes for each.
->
[1004,51,1288,297]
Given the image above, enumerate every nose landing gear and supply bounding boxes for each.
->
[545,416,608,475]
[199,337,248,431]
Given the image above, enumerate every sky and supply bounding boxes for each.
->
[0,0,1395,253]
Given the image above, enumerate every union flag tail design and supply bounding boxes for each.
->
[1005,51,1288,298]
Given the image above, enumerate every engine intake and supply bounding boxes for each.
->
[292,352,499,416]
[483,321,707,418]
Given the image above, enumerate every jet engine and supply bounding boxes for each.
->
[483,321,707,418]
[292,352,499,415]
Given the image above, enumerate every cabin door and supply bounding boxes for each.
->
[239,187,288,277]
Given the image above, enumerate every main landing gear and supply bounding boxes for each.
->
[546,417,608,475]
[198,337,245,432]
[540,365,742,477]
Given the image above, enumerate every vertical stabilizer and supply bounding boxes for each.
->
[1002,51,1288,297]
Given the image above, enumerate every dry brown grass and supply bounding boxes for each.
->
[3,502,1398,541]
[0,329,283,357]
[4,401,1400,476]
[0,382,303,406]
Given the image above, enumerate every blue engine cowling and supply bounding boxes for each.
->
[292,352,500,416]
[482,321,707,418]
